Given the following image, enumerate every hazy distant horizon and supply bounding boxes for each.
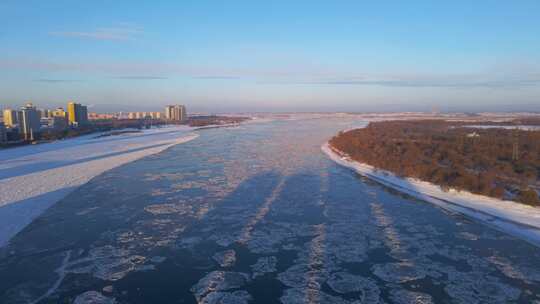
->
[1,101,540,115]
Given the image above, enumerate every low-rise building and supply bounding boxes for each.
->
[88,112,115,120]
[126,111,164,120]
[0,122,7,144]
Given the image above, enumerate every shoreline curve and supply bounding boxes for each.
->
[322,140,540,248]
[0,127,199,247]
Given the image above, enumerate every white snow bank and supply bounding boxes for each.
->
[0,126,198,247]
[322,143,540,247]
[460,125,540,131]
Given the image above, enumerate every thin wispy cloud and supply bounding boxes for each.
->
[49,25,143,41]
[293,73,540,89]
[193,76,242,80]
[33,78,82,83]
[5,58,540,89]
[112,76,168,80]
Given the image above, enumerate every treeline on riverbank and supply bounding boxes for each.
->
[329,120,540,206]
[187,115,249,127]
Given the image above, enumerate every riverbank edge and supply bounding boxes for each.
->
[0,131,200,248]
[322,141,540,248]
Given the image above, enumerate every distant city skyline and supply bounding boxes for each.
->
[1,1,540,112]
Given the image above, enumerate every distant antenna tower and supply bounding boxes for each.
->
[512,137,519,161]
[512,123,519,161]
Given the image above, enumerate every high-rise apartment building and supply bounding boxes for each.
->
[67,102,88,126]
[2,109,21,127]
[46,116,68,130]
[165,105,187,121]
[20,103,41,140]
[40,109,52,118]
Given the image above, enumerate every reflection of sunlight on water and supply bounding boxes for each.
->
[304,224,326,304]
[369,202,407,258]
[488,254,540,284]
[194,271,225,302]
[303,166,329,303]
[238,177,286,244]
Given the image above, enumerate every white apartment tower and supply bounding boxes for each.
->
[165,105,187,121]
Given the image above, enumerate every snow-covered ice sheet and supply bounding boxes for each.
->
[0,126,198,247]
[322,142,540,247]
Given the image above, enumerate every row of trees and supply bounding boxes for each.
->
[187,116,249,127]
[330,120,540,206]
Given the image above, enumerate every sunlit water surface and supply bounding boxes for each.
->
[1,118,539,304]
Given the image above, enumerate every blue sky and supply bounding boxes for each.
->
[1,1,540,112]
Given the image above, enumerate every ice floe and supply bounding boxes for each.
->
[280,287,359,304]
[64,245,151,281]
[371,262,427,283]
[326,272,379,294]
[144,203,193,215]
[212,250,237,267]
[198,290,252,304]
[191,271,250,304]
[389,289,433,304]
[444,271,521,303]
[73,291,116,304]
[250,256,277,278]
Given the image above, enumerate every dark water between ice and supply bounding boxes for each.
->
[1,118,540,304]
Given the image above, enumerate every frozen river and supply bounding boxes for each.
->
[1,118,539,303]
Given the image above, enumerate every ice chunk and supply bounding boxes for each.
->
[199,290,252,304]
[278,264,328,289]
[280,288,358,304]
[389,289,433,304]
[191,271,249,303]
[444,271,521,303]
[213,250,237,267]
[65,245,148,281]
[371,263,426,283]
[144,203,192,215]
[251,256,277,278]
[326,272,380,302]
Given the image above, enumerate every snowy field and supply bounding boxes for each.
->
[323,143,540,247]
[0,126,199,247]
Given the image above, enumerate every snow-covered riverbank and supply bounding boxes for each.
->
[322,142,540,247]
[0,126,199,247]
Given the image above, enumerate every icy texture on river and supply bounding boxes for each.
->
[0,117,539,303]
